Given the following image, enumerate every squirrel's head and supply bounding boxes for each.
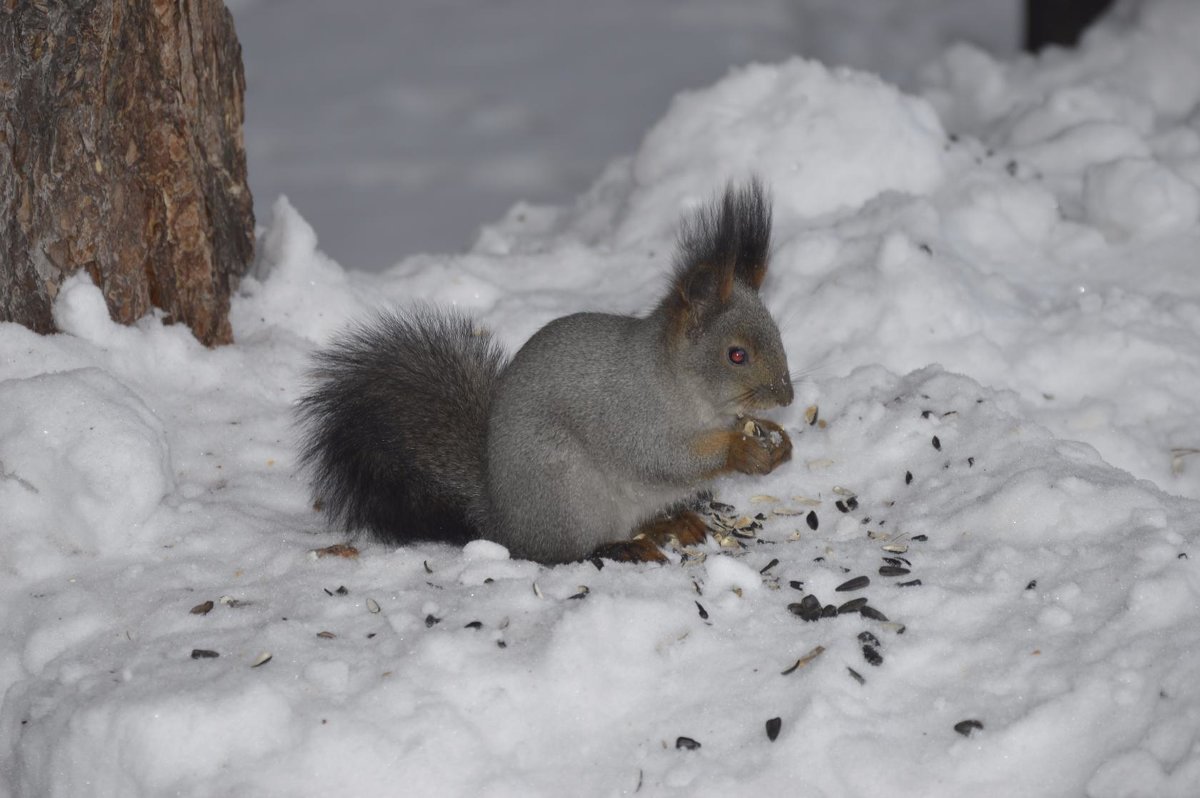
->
[658,180,794,416]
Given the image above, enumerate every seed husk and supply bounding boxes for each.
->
[835,575,870,592]
[898,579,923,587]
[765,717,782,741]
[905,470,913,485]
[695,600,709,620]
[316,631,336,639]
[882,543,909,554]
[464,621,483,630]
[912,534,929,542]
[190,600,214,616]
[425,614,441,628]
[366,598,381,614]
[879,565,911,577]
[759,558,780,574]
[835,500,849,513]
[568,586,590,600]
[862,644,883,666]
[250,652,272,668]
[858,631,881,646]
[847,667,865,685]
[190,649,219,659]
[821,604,838,618]
[676,736,701,751]
[312,543,359,559]
[954,719,984,737]
[788,580,804,591]
[932,436,942,450]
[781,645,825,674]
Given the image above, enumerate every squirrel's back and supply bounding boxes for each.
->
[296,309,507,544]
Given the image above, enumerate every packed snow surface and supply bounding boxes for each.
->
[4,3,1200,796]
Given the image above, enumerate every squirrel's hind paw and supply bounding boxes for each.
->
[591,536,670,564]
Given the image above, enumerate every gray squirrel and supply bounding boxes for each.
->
[297,179,794,564]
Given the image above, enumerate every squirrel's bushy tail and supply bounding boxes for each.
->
[297,309,507,544]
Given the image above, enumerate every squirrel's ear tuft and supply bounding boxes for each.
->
[672,178,772,294]
[661,178,773,339]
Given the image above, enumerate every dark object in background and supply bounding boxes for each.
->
[1026,0,1116,51]
[0,0,255,346]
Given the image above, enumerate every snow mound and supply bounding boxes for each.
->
[0,367,173,578]
[615,58,949,245]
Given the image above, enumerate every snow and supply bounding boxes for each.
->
[5,1,1200,796]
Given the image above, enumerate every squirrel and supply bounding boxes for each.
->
[297,179,794,564]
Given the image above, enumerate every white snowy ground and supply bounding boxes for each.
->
[4,2,1200,796]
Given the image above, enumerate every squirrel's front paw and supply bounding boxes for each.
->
[727,417,792,475]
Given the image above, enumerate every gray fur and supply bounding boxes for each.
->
[297,180,792,563]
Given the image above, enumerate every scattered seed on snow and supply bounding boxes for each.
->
[879,566,911,577]
[860,606,890,622]
[695,601,709,620]
[316,631,335,639]
[765,717,782,741]
[932,436,942,450]
[190,649,219,659]
[837,597,868,614]
[954,720,984,737]
[759,558,780,574]
[366,598,381,614]
[847,667,865,685]
[425,614,441,628]
[898,579,923,587]
[905,471,913,485]
[676,736,702,751]
[806,511,819,530]
[250,652,272,668]
[190,600,214,615]
[835,575,870,592]
[862,645,883,666]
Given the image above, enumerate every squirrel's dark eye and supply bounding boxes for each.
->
[727,346,748,365]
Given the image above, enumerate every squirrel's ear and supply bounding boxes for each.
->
[664,261,734,340]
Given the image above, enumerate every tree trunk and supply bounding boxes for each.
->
[0,0,254,347]
[1025,0,1117,52]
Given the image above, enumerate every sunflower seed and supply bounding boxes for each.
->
[676,736,702,751]
[316,631,335,639]
[695,601,709,620]
[862,645,883,666]
[905,470,913,485]
[190,649,219,659]
[425,614,441,628]
[190,600,214,615]
[759,558,780,574]
[836,575,870,592]
[879,566,911,577]
[954,719,984,737]
[857,631,880,646]
[837,597,868,614]
[860,605,890,622]
[788,595,823,622]
[766,717,783,741]
[821,604,838,618]
[250,652,272,668]
[932,436,942,450]
[847,667,865,685]
[806,511,819,530]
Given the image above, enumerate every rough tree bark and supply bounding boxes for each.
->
[0,0,254,346]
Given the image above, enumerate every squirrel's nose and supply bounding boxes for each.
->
[774,376,794,407]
